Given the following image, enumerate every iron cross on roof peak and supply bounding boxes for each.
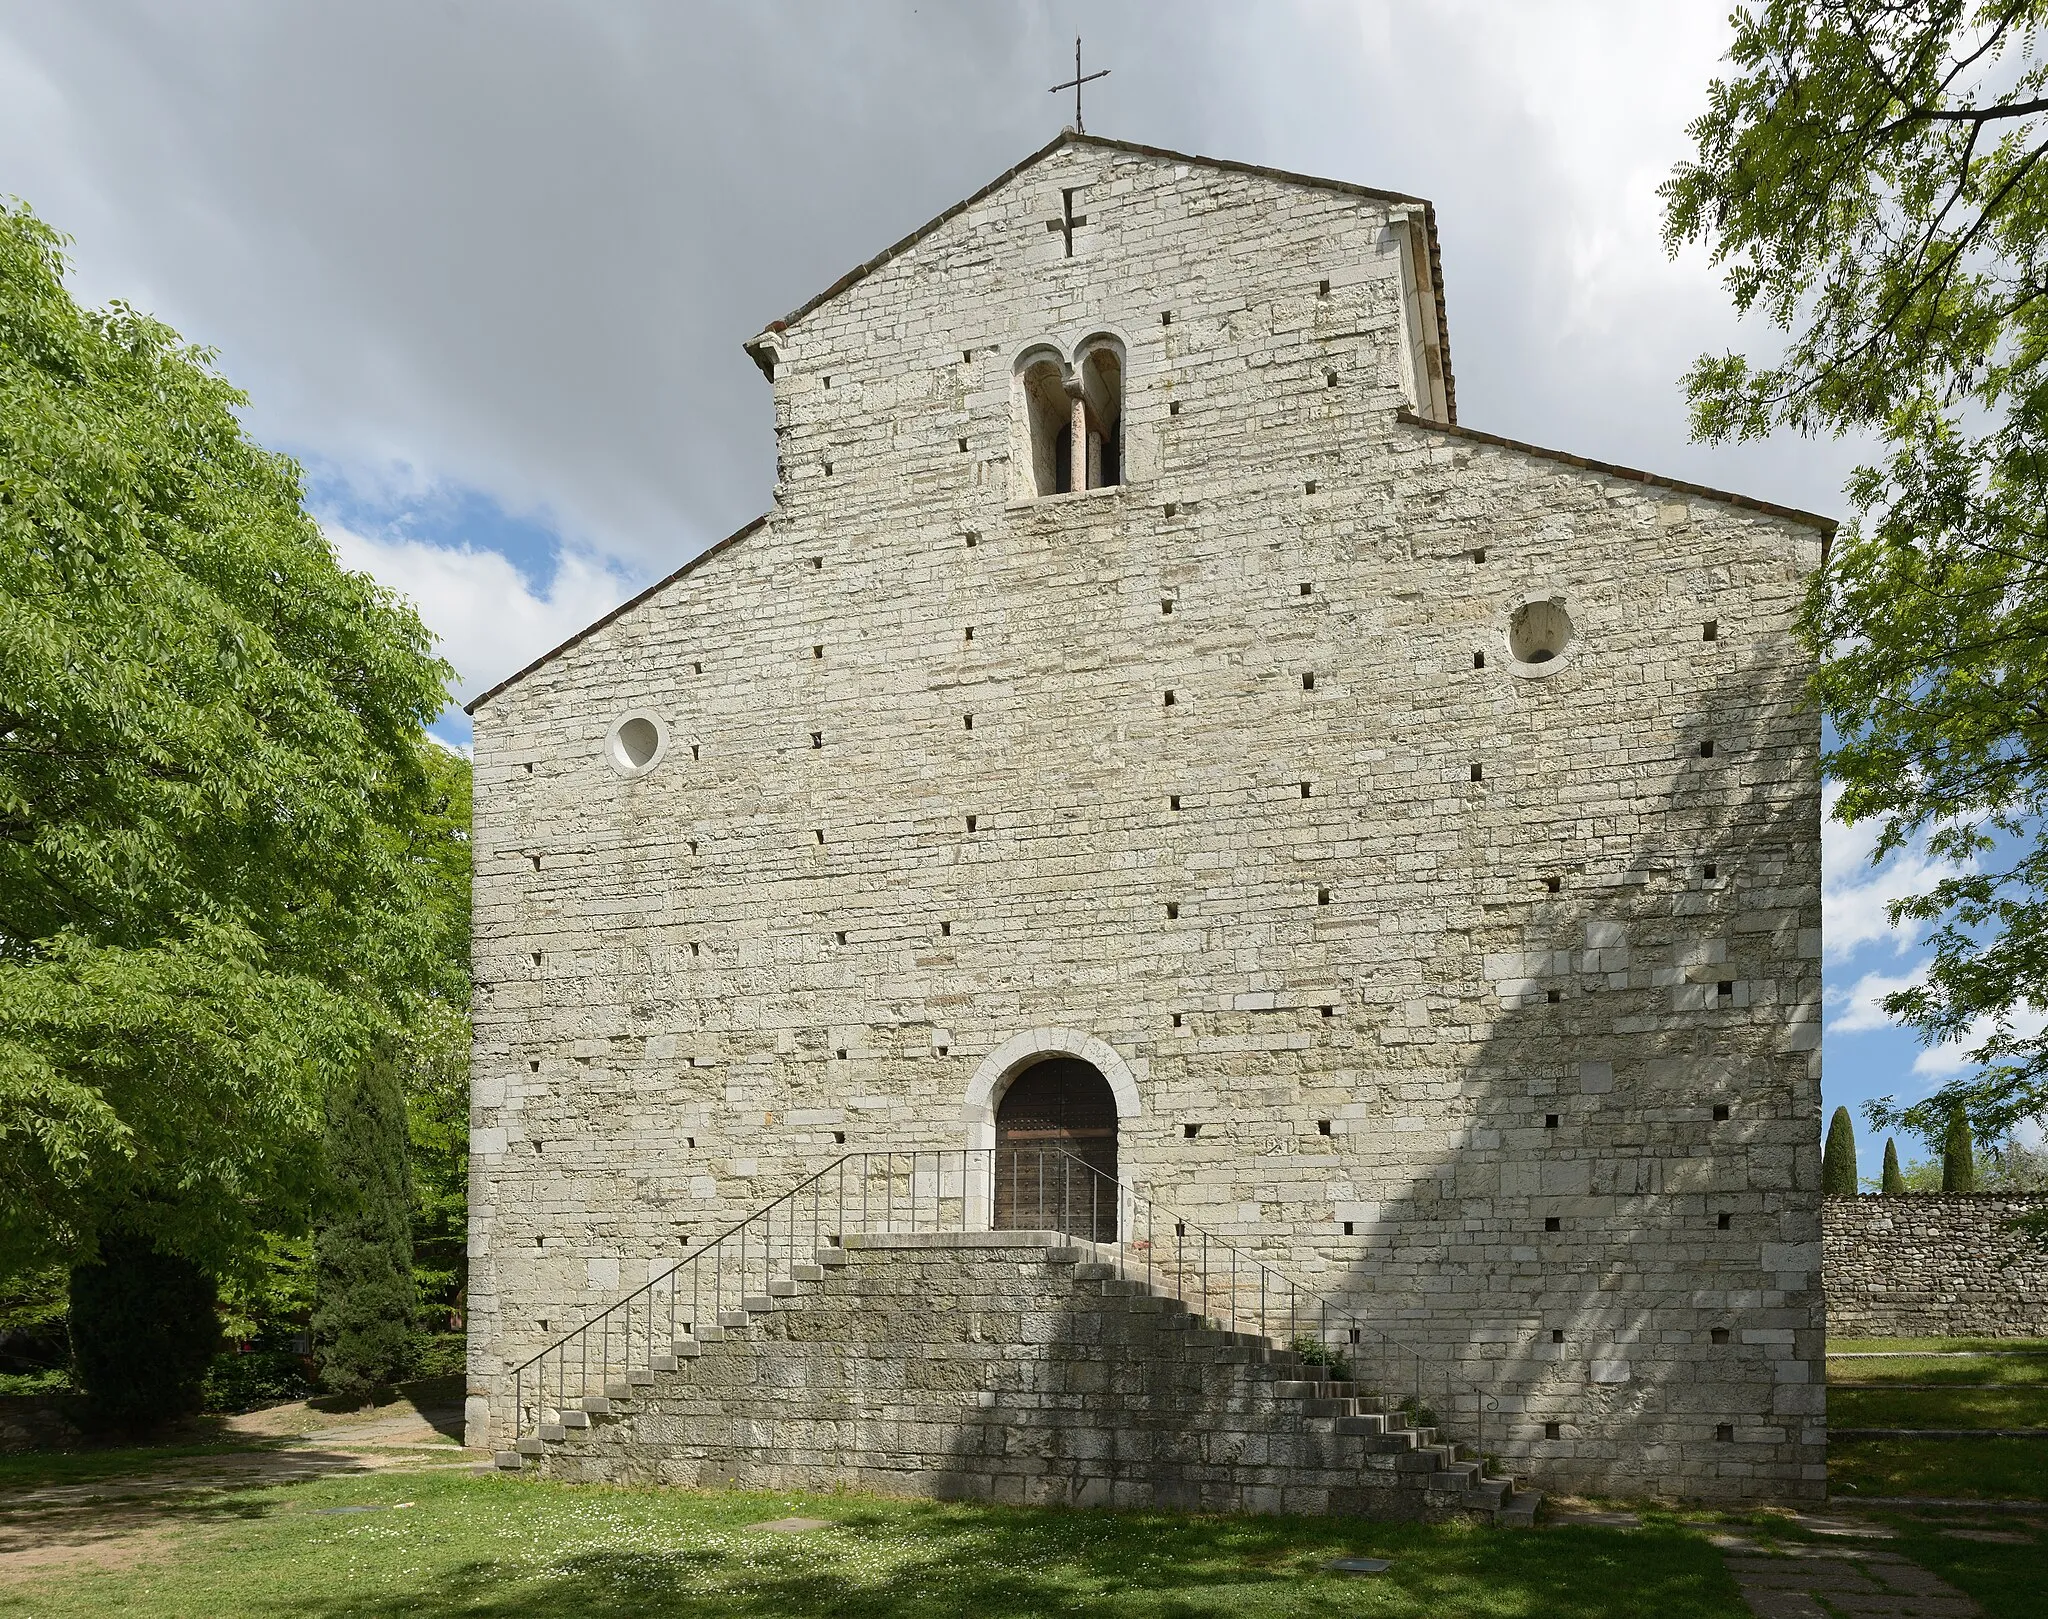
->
[1050,36,1108,134]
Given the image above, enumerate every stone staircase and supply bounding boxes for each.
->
[494,1229,1539,1526]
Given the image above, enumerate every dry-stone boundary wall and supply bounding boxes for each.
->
[1823,1194,2048,1338]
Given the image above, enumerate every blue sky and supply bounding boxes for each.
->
[2,0,2032,1156]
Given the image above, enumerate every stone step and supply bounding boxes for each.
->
[1463,1477,1509,1510]
[513,1220,1537,1527]
[1336,1412,1390,1436]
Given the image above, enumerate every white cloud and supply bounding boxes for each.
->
[324,524,638,707]
[1821,783,1962,962]
[1827,968,1925,1036]
[1912,1005,2048,1080]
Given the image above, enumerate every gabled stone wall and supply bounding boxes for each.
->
[1823,1195,2048,1339]
[467,136,1829,1501]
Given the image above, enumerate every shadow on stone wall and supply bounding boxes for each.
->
[936,654,1825,1505]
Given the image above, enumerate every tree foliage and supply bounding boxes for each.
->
[312,1044,420,1401]
[1823,1105,1861,1192]
[0,201,462,1275]
[69,1231,218,1429]
[1882,1135,1908,1193]
[1943,1101,1979,1189]
[1663,1,2048,1141]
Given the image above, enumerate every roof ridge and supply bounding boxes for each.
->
[1394,409,1836,538]
[747,132,1444,359]
[464,514,769,714]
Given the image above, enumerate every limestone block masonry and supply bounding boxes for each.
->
[465,132,1832,1502]
[511,1231,1536,1523]
[1824,1195,2048,1339]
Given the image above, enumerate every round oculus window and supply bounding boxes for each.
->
[1506,598,1574,671]
[605,712,667,777]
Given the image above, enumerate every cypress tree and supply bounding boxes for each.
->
[312,1045,420,1401]
[1821,1106,1859,1195]
[1881,1137,1906,1195]
[1941,1104,1976,1193]
[68,1231,219,1431]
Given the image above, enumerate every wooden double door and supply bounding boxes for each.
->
[992,1057,1118,1242]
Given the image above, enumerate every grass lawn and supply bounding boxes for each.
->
[1830,1386,2048,1428]
[1823,1333,2048,1499]
[1871,1511,2048,1619]
[0,1441,262,1491]
[0,1467,1754,1619]
[1827,1353,2048,1387]
[1831,1437,2048,1500]
[1830,1337,2048,1357]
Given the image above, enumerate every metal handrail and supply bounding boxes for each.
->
[506,1146,1496,1465]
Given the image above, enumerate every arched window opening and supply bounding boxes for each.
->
[1077,341,1123,490]
[993,1056,1118,1240]
[1020,357,1071,497]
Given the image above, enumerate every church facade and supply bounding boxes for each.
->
[465,133,1830,1501]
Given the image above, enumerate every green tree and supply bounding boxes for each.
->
[1943,1102,1977,1192]
[0,200,460,1278]
[401,749,471,1335]
[1882,1136,1907,1194]
[1662,1,2048,1147]
[1823,1105,1860,1194]
[68,1231,219,1429]
[312,1044,419,1400]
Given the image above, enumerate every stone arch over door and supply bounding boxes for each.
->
[961,1028,1141,1236]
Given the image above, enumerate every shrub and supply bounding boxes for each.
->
[1290,1335,1353,1382]
[68,1232,219,1430]
[1942,1104,1976,1193]
[202,1348,313,1413]
[1822,1106,1858,1194]
[312,1046,421,1400]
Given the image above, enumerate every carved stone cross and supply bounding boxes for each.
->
[1046,187,1088,258]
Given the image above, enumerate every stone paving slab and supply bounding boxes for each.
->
[1720,1541,1981,1619]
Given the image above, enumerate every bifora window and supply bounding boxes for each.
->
[1017,336,1124,497]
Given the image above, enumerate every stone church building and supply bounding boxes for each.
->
[464,133,1830,1505]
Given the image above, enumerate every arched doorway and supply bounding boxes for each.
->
[993,1057,1118,1241]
